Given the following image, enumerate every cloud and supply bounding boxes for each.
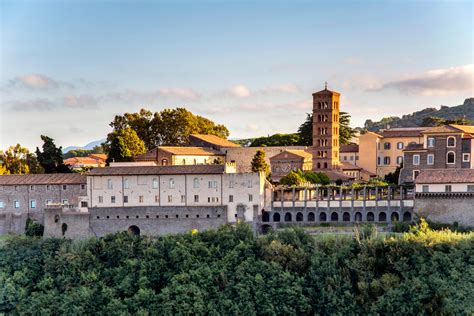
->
[6,73,75,90]
[5,94,98,112]
[225,83,299,99]
[157,88,200,101]
[6,98,56,111]
[229,85,251,98]
[62,95,98,108]
[104,87,201,103]
[371,64,474,96]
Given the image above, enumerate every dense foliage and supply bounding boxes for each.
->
[363,98,473,131]
[0,144,43,175]
[250,150,270,174]
[280,169,331,186]
[1,223,472,314]
[63,146,104,159]
[35,135,70,173]
[104,128,146,164]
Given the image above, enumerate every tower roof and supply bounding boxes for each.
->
[312,85,340,96]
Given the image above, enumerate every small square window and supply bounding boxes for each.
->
[194,195,199,203]
[14,201,20,208]
[155,195,159,203]
[413,155,420,166]
[445,185,452,192]
[0,201,4,208]
[422,185,429,193]
[62,185,67,190]
[167,195,172,203]
[46,185,51,190]
[81,184,85,190]
[124,196,129,203]
[62,199,68,205]
[98,196,103,203]
[463,153,470,162]
[111,196,116,203]
[30,200,36,208]
[229,195,233,202]
[30,185,35,191]
[467,185,474,192]
[46,199,52,206]
[139,196,144,203]
[248,194,253,202]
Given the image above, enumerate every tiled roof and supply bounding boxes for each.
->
[379,127,427,138]
[312,88,340,96]
[340,162,362,170]
[190,134,241,148]
[160,146,223,156]
[89,154,107,161]
[323,170,351,181]
[416,169,474,184]
[269,150,312,160]
[64,157,104,165]
[450,125,474,134]
[88,164,226,176]
[0,173,86,185]
[421,125,474,135]
[340,143,359,153]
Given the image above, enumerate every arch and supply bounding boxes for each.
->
[331,212,339,221]
[379,212,387,222]
[343,212,350,222]
[61,223,68,236]
[161,158,168,166]
[317,162,321,169]
[367,212,375,222]
[54,214,60,223]
[355,212,362,222]
[128,225,140,235]
[319,212,327,222]
[391,212,399,222]
[403,212,412,222]
[447,136,456,147]
[284,212,292,222]
[308,212,315,222]
[273,212,281,222]
[446,151,455,164]
[296,212,303,222]
[261,224,272,235]
[324,162,328,169]
[262,212,270,222]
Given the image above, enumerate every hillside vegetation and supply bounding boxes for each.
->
[364,98,474,131]
[1,222,473,315]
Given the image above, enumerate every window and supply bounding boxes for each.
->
[422,185,429,193]
[14,201,20,208]
[383,157,391,165]
[81,201,88,207]
[343,156,347,161]
[106,179,113,189]
[413,155,420,165]
[169,178,175,189]
[98,196,103,203]
[427,137,435,148]
[167,195,172,203]
[350,156,354,161]
[46,199,52,206]
[181,195,185,203]
[162,159,168,165]
[446,151,455,164]
[30,200,36,208]
[208,181,217,189]
[248,194,253,202]
[152,178,158,189]
[62,184,67,190]
[30,185,35,191]
[139,196,144,203]
[229,195,233,202]
[413,170,420,179]
[0,201,5,208]
[81,184,85,190]
[62,199,69,205]
[124,179,129,189]
[377,156,381,165]
[396,156,403,165]
[247,180,253,188]
[193,178,199,188]
[194,195,199,202]
[467,185,474,192]
[155,195,159,203]
[182,158,186,165]
[124,196,129,203]
[46,185,51,190]
[384,142,391,150]
[427,154,434,165]
[447,136,456,147]
[463,153,470,162]
[110,196,115,203]
[397,142,404,150]
[445,185,452,192]
[229,181,234,188]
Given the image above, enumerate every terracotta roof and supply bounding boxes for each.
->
[323,170,351,181]
[312,88,340,96]
[0,173,86,185]
[421,125,474,135]
[190,134,241,148]
[450,125,474,134]
[160,146,223,156]
[88,164,226,176]
[416,169,474,184]
[340,143,359,153]
[89,154,107,161]
[64,157,104,165]
[270,150,312,160]
[379,127,427,138]
[340,162,362,171]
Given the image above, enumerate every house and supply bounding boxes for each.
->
[188,134,241,150]
[134,146,225,166]
[269,150,313,182]
[64,154,107,170]
[339,143,359,166]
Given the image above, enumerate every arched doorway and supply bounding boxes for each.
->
[403,212,412,222]
[355,212,362,222]
[308,212,315,222]
[128,225,140,235]
[273,213,280,222]
[331,212,338,222]
[262,212,270,222]
[343,212,350,222]
[296,212,303,222]
[367,212,374,222]
[379,212,387,222]
[319,212,327,222]
[391,212,399,222]
[284,212,292,222]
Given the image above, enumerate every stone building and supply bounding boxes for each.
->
[340,143,359,166]
[399,125,474,184]
[269,150,313,182]
[135,146,225,166]
[188,134,241,150]
[0,173,87,234]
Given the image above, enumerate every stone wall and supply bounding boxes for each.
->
[414,194,474,226]
[44,208,93,239]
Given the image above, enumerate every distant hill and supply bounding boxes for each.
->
[363,98,474,132]
[63,139,105,153]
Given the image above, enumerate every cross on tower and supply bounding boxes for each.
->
[324,81,328,90]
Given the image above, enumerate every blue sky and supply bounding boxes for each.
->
[1,0,472,150]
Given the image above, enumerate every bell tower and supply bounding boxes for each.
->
[310,83,341,170]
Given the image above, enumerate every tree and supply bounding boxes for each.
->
[421,116,471,127]
[63,146,104,159]
[0,144,43,174]
[297,113,313,146]
[109,108,230,150]
[250,133,301,147]
[36,136,70,173]
[104,128,146,164]
[250,150,270,174]
[297,112,356,146]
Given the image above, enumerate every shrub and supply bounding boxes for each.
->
[25,218,44,237]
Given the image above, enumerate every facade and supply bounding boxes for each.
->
[269,150,313,182]
[135,146,225,166]
[0,174,87,234]
[309,85,341,170]
[399,125,474,184]
[339,143,359,166]
[414,169,474,226]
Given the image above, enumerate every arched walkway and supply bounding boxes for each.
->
[296,212,303,222]
[391,212,399,222]
[308,212,315,222]
[355,212,362,222]
[367,212,374,222]
[319,212,327,222]
[331,212,338,222]
[284,212,292,222]
[343,212,350,222]
[273,213,280,222]
[379,212,387,222]
[262,212,270,222]
[128,225,140,235]
[403,212,412,222]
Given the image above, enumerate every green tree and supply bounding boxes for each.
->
[422,116,471,127]
[104,128,146,163]
[250,150,270,174]
[0,144,43,174]
[297,113,313,146]
[63,146,104,159]
[250,133,301,147]
[36,136,70,173]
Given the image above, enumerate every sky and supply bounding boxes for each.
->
[0,0,473,150]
